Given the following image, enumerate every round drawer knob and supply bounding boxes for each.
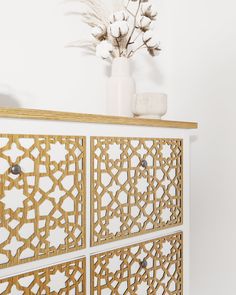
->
[140,159,148,168]
[10,164,22,175]
[140,259,148,268]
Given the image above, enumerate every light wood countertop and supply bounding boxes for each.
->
[0,108,198,129]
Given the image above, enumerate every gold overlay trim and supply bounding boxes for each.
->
[91,136,183,246]
[0,134,86,268]
[91,232,183,295]
[0,257,86,294]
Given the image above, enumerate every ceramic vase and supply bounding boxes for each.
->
[106,57,136,117]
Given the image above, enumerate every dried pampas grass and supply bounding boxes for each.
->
[71,0,125,26]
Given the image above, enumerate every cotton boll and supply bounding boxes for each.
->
[96,41,113,59]
[110,21,129,38]
[148,46,161,56]
[143,30,157,48]
[137,16,152,31]
[143,30,153,43]
[91,25,107,41]
[146,38,158,48]
[141,3,158,20]
[109,10,129,23]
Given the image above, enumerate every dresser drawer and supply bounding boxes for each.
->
[91,137,183,246]
[0,134,86,268]
[0,257,86,294]
[91,232,183,295]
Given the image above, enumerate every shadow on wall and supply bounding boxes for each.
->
[145,56,164,85]
[103,56,164,86]
[0,93,21,108]
[131,55,165,86]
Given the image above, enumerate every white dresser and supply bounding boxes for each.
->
[0,108,197,295]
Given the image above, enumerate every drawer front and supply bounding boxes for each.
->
[0,257,86,294]
[91,137,183,246]
[0,134,86,268]
[91,232,183,295]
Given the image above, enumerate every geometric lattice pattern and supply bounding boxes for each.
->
[91,137,183,246]
[0,134,86,268]
[91,232,183,294]
[0,257,86,294]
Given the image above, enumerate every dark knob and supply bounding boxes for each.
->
[10,164,22,175]
[140,259,148,268]
[140,159,148,168]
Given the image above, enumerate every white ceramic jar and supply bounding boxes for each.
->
[132,92,168,119]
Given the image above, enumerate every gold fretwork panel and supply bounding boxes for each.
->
[91,232,183,294]
[0,257,86,294]
[91,137,183,246]
[0,134,86,268]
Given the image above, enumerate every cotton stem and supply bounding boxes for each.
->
[125,0,142,49]
[128,42,146,58]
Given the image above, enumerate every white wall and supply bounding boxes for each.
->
[168,0,236,294]
[0,0,169,113]
[0,0,236,294]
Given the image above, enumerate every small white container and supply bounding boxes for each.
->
[132,92,168,119]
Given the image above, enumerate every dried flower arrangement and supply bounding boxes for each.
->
[70,0,161,60]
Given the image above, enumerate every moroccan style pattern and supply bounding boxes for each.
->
[91,137,183,246]
[91,232,183,294]
[0,134,86,268]
[0,257,86,294]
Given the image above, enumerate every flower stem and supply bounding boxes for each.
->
[125,0,142,50]
[128,42,146,58]
[115,38,121,57]
[125,0,135,17]
[129,30,142,45]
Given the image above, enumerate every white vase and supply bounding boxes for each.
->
[106,57,136,117]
